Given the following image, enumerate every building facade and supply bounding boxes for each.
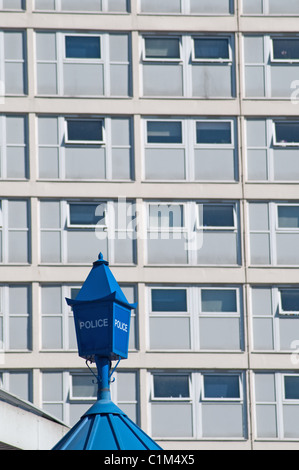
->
[1,0,299,450]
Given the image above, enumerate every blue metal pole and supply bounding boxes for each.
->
[94,356,111,401]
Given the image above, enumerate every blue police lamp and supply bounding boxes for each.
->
[66,252,136,364]
[52,253,162,450]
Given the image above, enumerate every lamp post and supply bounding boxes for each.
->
[52,253,162,450]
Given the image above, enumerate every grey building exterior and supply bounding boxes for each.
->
[1,0,299,449]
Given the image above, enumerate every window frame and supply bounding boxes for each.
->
[273,121,299,147]
[271,36,299,63]
[66,201,107,229]
[278,288,299,316]
[145,119,184,146]
[64,118,105,145]
[199,286,239,316]
[192,36,232,63]
[198,202,237,231]
[63,33,103,62]
[151,372,192,402]
[142,35,182,62]
[201,373,242,402]
[69,372,98,401]
[147,202,186,233]
[195,119,234,148]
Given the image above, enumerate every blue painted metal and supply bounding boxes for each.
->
[52,253,162,451]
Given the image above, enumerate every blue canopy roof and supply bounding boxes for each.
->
[67,253,137,309]
[52,397,162,451]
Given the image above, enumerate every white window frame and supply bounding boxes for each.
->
[64,118,105,145]
[273,120,299,147]
[270,36,299,63]
[195,119,234,148]
[142,35,182,62]
[150,372,192,402]
[67,201,107,229]
[201,373,242,402]
[63,33,102,62]
[198,202,237,231]
[192,36,232,63]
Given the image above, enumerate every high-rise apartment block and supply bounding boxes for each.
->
[1,0,299,450]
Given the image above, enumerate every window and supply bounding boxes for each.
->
[202,204,235,228]
[277,205,299,229]
[38,116,132,181]
[196,121,232,145]
[153,374,190,399]
[149,203,184,230]
[40,199,136,265]
[68,203,106,227]
[150,371,245,439]
[203,374,240,399]
[274,122,299,146]
[35,0,128,13]
[65,36,101,59]
[193,37,230,61]
[280,289,299,315]
[201,289,237,312]
[142,34,234,98]
[36,31,130,97]
[151,289,187,312]
[0,199,29,264]
[144,37,181,60]
[71,374,97,399]
[147,201,239,265]
[66,119,104,144]
[251,286,299,350]
[149,286,242,351]
[284,376,299,400]
[272,38,299,61]
[255,372,299,439]
[0,285,31,351]
[147,121,182,144]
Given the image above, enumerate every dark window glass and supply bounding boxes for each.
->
[67,120,103,142]
[152,289,187,312]
[203,205,234,227]
[145,38,180,59]
[69,203,105,225]
[278,206,299,228]
[285,376,299,399]
[65,36,101,59]
[147,121,182,144]
[280,289,299,312]
[196,121,231,144]
[275,122,299,144]
[194,38,229,60]
[154,375,189,398]
[201,289,237,312]
[273,38,299,60]
[204,375,240,399]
